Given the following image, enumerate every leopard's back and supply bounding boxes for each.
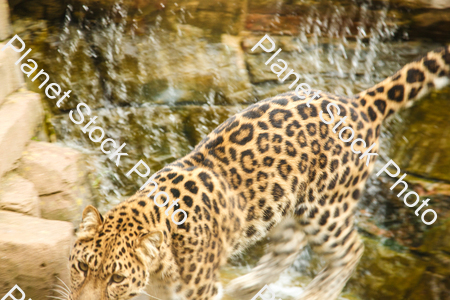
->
[175,90,372,254]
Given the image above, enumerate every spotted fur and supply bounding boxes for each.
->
[68,46,450,300]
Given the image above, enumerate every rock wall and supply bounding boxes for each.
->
[0,1,94,298]
[7,0,450,39]
[2,0,450,299]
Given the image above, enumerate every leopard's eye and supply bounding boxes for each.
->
[111,274,125,283]
[78,261,89,272]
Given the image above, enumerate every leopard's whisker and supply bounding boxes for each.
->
[53,284,65,292]
[52,288,69,298]
[47,295,66,300]
[56,277,72,294]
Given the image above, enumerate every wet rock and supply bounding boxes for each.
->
[419,217,450,254]
[51,105,192,203]
[0,91,42,179]
[355,170,450,300]
[405,218,450,299]
[412,10,450,27]
[8,0,67,20]
[406,270,450,300]
[350,229,450,300]
[242,35,302,54]
[17,141,93,225]
[245,1,392,36]
[245,14,304,35]
[176,104,246,146]
[0,210,73,300]
[195,0,245,15]
[30,23,107,113]
[247,0,308,15]
[393,0,450,9]
[135,25,252,106]
[175,10,242,36]
[409,9,450,39]
[68,0,165,25]
[0,172,40,217]
[253,82,294,101]
[386,0,450,39]
[347,237,427,300]
[161,0,247,35]
[385,87,450,183]
[31,24,253,113]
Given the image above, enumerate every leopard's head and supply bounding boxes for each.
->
[68,205,164,300]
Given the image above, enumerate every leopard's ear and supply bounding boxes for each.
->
[135,231,163,264]
[77,205,104,240]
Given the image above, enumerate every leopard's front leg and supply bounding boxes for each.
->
[174,236,226,300]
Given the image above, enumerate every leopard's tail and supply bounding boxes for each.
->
[355,46,450,122]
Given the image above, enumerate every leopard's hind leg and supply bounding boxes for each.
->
[298,213,364,300]
[226,217,307,299]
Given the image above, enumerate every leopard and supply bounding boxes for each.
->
[66,46,450,300]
